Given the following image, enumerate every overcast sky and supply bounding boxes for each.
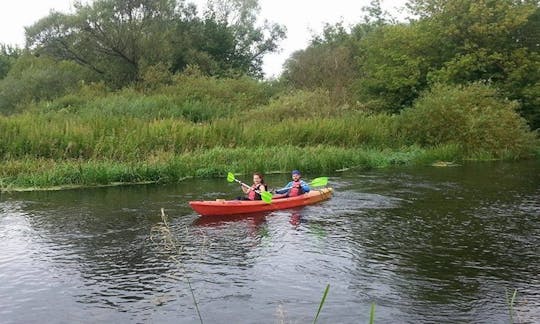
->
[0,0,408,77]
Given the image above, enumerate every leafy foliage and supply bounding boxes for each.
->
[0,55,93,114]
[24,0,285,87]
[400,83,537,158]
[0,44,21,80]
[283,0,540,129]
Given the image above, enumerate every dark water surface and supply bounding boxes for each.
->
[1,161,539,323]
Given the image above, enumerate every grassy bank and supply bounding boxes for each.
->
[1,145,463,191]
[0,77,538,191]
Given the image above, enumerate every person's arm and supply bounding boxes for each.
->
[275,181,292,194]
[241,184,249,194]
[301,180,310,193]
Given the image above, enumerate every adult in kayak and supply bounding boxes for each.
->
[237,172,268,201]
[274,170,310,197]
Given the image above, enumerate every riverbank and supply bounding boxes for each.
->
[0,145,448,191]
[2,144,539,192]
[0,78,538,192]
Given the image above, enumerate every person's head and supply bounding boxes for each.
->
[291,170,301,181]
[253,172,264,184]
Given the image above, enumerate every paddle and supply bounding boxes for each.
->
[274,176,328,192]
[227,172,272,203]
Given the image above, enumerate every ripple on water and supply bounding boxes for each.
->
[1,162,539,323]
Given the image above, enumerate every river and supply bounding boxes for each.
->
[1,161,539,323]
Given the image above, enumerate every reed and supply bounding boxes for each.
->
[0,81,537,190]
[313,284,330,324]
[150,208,203,323]
[0,111,406,158]
[505,288,518,324]
[369,303,375,324]
[1,144,478,190]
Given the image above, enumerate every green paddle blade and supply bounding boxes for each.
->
[310,177,328,187]
[227,172,235,183]
[261,191,272,203]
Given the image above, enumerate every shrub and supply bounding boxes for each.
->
[244,89,354,122]
[0,55,95,114]
[399,83,538,158]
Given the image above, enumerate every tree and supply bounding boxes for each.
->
[283,44,358,102]
[0,55,92,114]
[0,44,21,80]
[281,1,394,104]
[199,0,285,78]
[282,22,360,102]
[406,0,540,128]
[24,0,285,86]
[25,0,180,87]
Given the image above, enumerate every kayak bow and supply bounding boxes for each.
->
[189,188,333,216]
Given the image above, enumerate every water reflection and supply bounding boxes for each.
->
[193,211,269,228]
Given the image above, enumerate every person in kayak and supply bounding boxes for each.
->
[237,172,268,201]
[274,170,310,197]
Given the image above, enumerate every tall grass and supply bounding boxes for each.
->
[0,79,538,190]
[36,74,273,121]
[1,145,465,190]
[0,112,404,161]
[313,284,330,324]
[505,288,518,324]
[369,303,375,324]
[151,208,203,323]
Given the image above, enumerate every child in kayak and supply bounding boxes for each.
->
[237,172,268,201]
[274,170,310,197]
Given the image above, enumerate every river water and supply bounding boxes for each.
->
[0,161,539,323]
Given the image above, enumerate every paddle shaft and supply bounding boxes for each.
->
[234,178,267,196]
[275,181,309,192]
[275,177,327,192]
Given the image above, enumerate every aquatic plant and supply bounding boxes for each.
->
[505,288,518,324]
[313,283,330,324]
[150,208,203,323]
[369,303,375,324]
[1,145,479,191]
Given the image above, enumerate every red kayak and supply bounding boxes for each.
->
[189,188,333,216]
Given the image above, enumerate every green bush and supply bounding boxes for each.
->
[37,74,275,121]
[244,89,350,122]
[162,74,273,111]
[399,83,538,158]
[0,55,95,114]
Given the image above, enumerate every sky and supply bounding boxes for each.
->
[0,0,408,77]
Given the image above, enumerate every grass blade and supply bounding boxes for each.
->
[506,288,517,324]
[369,302,375,324]
[313,284,330,324]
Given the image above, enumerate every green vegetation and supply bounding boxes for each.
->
[399,83,537,158]
[313,284,330,324]
[151,208,203,323]
[0,0,538,191]
[369,303,375,324]
[505,288,518,324]
[284,0,540,129]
